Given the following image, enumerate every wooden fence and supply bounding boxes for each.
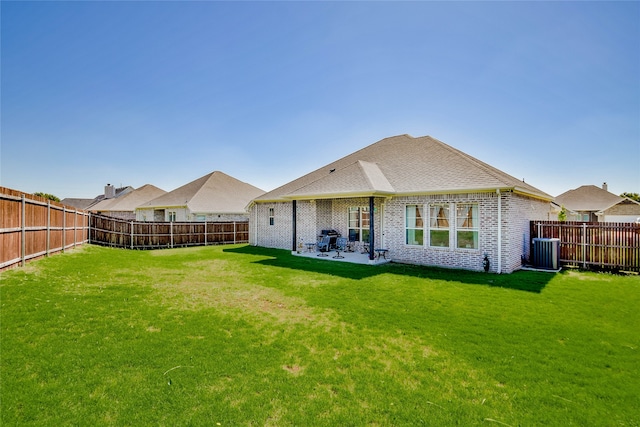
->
[1,187,90,270]
[531,221,640,272]
[89,214,249,249]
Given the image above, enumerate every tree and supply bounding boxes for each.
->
[33,192,60,202]
[621,192,640,202]
[558,205,567,222]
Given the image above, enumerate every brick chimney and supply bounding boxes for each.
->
[105,184,116,199]
[602,182,608,192]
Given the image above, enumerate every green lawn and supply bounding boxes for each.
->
[1,244,638,426]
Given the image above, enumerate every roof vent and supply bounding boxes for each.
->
[602,182,608,192]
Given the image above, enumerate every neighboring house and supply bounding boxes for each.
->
[90,184,167,220]
[549,201,581,222]
[61,184,134,210]
[555,183,640,223]
[597,199,640,223]
[248,134,553,273]
[136,171,265,222]
[59,198,98,210]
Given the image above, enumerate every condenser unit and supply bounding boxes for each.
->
[532,238,560,270]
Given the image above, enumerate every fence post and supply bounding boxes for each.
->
[74,210,77,248]
[170,221,174,248]
[234,221,237,244]
[62,206,66,253]
[21,194,26,267]
[582,223,587,269]
[46,200,51,257]
[131,221,134,250]
[204,221,207,246]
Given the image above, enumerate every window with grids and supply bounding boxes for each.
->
[456,203,478,249]
[348,207,370,242]
[405,205,424,245]
[429,204,450,247]
[268,208,274,226]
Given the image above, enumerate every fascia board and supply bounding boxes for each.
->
[135,204,187,210]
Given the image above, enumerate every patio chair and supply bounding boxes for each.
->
[333,237,347,259]
[317,235,331,256]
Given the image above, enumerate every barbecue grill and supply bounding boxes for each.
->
[319,229,340,249]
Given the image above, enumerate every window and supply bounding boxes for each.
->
[348,207,370,242]
[168,211,176,222]
[456,203,478,249]
[269,208,274,226]
[429,204,450,247]
[405,205,424,245]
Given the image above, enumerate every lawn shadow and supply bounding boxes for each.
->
[223,245,554,293]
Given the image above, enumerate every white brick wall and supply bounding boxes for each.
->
[250,192,551,273]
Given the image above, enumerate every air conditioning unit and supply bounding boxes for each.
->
[532,238,560,270]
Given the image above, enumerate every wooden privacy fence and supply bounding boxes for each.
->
[90,214,249,249]
[1,187,90,270]
[531,221,640,272]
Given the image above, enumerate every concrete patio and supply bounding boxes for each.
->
[292,246,391,265]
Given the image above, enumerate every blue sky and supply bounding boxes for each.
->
[2,1,638,199]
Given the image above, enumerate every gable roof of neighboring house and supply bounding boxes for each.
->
[60,198,98,210]
[138,171,265,214]
[90,184,167,212]
[253,134,552,203]
[62,185,134,210]
[596,197,640,216]
[555,185,623,212]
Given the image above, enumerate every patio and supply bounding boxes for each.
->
[293,245,391,265]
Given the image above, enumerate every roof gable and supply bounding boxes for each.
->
[285,160,395,199]
[255,134,551,202]
[91,184,167,212]
[555,185,623,211]
[139,171,265,213]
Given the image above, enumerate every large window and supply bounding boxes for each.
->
[456,203,478,249]
[429,204,450,247]
[348,207,370,242]
[405,205,424,245]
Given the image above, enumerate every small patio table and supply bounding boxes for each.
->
[305,242,316,252]
[374,248,389,260]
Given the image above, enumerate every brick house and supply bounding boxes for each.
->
[137,171,264,222]
[247,135,553,273]
[90,184,166,220]
[555,183,640,223]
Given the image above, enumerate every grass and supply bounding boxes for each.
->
[1,244,638,426]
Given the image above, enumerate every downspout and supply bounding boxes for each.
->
[254,204,259,246]
[292,200,297,252]
[369,196,375,261]
[497,189,502,273]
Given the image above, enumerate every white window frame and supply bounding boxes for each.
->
[268,208,275,226]
[348,206,370,242]
[405,204,424,246]
[428,203,451,248]
[455,203,479,250]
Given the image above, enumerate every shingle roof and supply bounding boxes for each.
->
[60,198,99,210]
[555,185,623,211]
[138,171,265,213]
[91,184,167,212]
[254,134,552,202]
